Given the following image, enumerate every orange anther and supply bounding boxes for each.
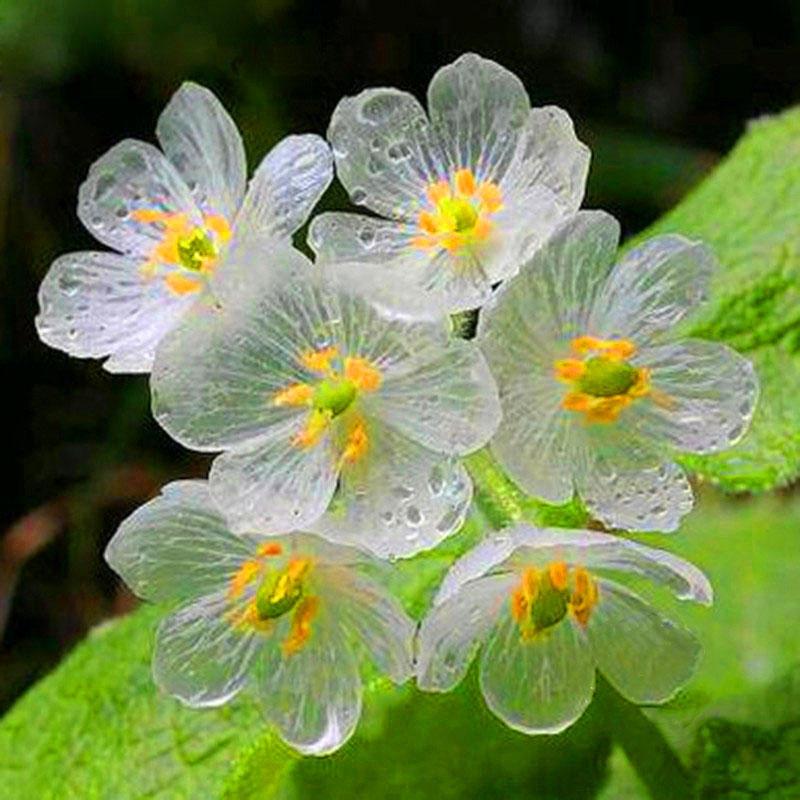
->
[273,383,314,407]
[548,561,569,591]
[257,542,283,558]
[301,346,339,374]
[426,180,451,206]
[165,272,203,295]
[477,181,503,213]
[282,595,320,656]
[554,358,586,382]
[344,357,382,392]
[454,168,477,197]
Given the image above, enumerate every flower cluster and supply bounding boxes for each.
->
[38,54,758,754]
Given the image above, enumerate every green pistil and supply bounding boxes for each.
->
[577,356,638,397]
[312,378,357,417]
[439,197,479,232]
[177,229,216,271]
[255,571,303,620]
[529,584,569,631]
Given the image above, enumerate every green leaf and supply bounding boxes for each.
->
[630,106,800,491]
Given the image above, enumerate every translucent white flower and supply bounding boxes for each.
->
[416,525,712,735]
[36,82,332,373]
[104,480,415,755]
[477,210,759,532]
[150,244,501,557]
[309,52,589,313]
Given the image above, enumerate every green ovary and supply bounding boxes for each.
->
[177,229,216,271]
[313,378,357,417]
[439,197,479,232]
[255,571,303,620]
[529,586,569,631]
[577,356,638,397]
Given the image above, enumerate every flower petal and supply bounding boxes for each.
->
[236,134,333,240]
[78,139,200,258]
[478,209,620,361]
[587,580,701,703]
[318,565,415,683]
[634,339,758,454]
[308,212,419,262]
[313,422,472,558]
[156,81,247,220]
[153,591,263,707]
[578,457,694,533]
[416,573,513,692]
[479,613,595,734]
[500,106,590,214]
[209,422,338,534]
[36,250,194,374]
[370,338,500,455]
[427,53,530,184]
[589,235,714,344]
[256,610,362,755]
[328,88,443,220]
[105,480,255,603]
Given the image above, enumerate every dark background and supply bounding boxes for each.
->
[2,0,799,712]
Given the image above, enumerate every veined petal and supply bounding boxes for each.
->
[500,106,590,214]
[578,456,694,533]
[416,573,513,692]
[319,565,415,683]
[104,480,255,604]
[156,81,247,220]
[153,591,263,708]
[479,612,595,735]
[478,210,620,361]
[313,422,472,558]
[209,422,339,534]
[427,53,530,185]
[588,235,714,344]
[256,609,362,755]
[308,212,420,263]
[36,250,194,374]
[370,338,500,455]
[78,139,200,258]
[633,339,758,454]
[328,88,444,221]
[587,579,701,703]
[236,134,333,240]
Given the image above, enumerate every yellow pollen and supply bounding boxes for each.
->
[554,336,656,424]
[228,559,262,600]
[282,595,320,656]
[339,418,370,467]
[293,408,332,449]
[273,383,314,407]
[301,346,339,374]
[412,168,502,253]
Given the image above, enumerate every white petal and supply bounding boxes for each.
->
[156,81,247,220]
[308,212,419,262]
[153,591,263,707]
[370,338,500,455]
[633,339,759,454]
[209,422,338,534]
[105,480,254,603]
[495,525,713,605]
[427,53,529,184]
[236,134,333,240]
[78,139,200,258]
[479,614,595,734]
[589,235,714,344]
[587,580,701,703]
[416,573,513,691]
[313,422,472,559]
[328,88,444,220]
[500,106,590,214]
[578,455,694,532]
[478,209,620,350]
[318,565,415,683]
[256,611,362,755]
[35,251,194,374]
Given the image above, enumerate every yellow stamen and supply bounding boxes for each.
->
[301,346,339,374]
[339,419,369,467]
[273,383,314,407]
[257,542,283,558]
[228,559,263,600]
[344,357,382,392]
[164,272,203,295]
[569,567,599,626]
[548,561,569,591]
[293,408,332,448]
[413,169,502,253]
[282,595,320,656]
[554,358,587,382]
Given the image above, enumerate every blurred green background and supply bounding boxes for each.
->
[1,3,800,796]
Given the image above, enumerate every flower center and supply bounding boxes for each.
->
[511,562,599,642]
[227,544,320,656]
[553,336,651,424]
[272,346,382,465]
[412,168,503,253]
[132,209,231,295]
